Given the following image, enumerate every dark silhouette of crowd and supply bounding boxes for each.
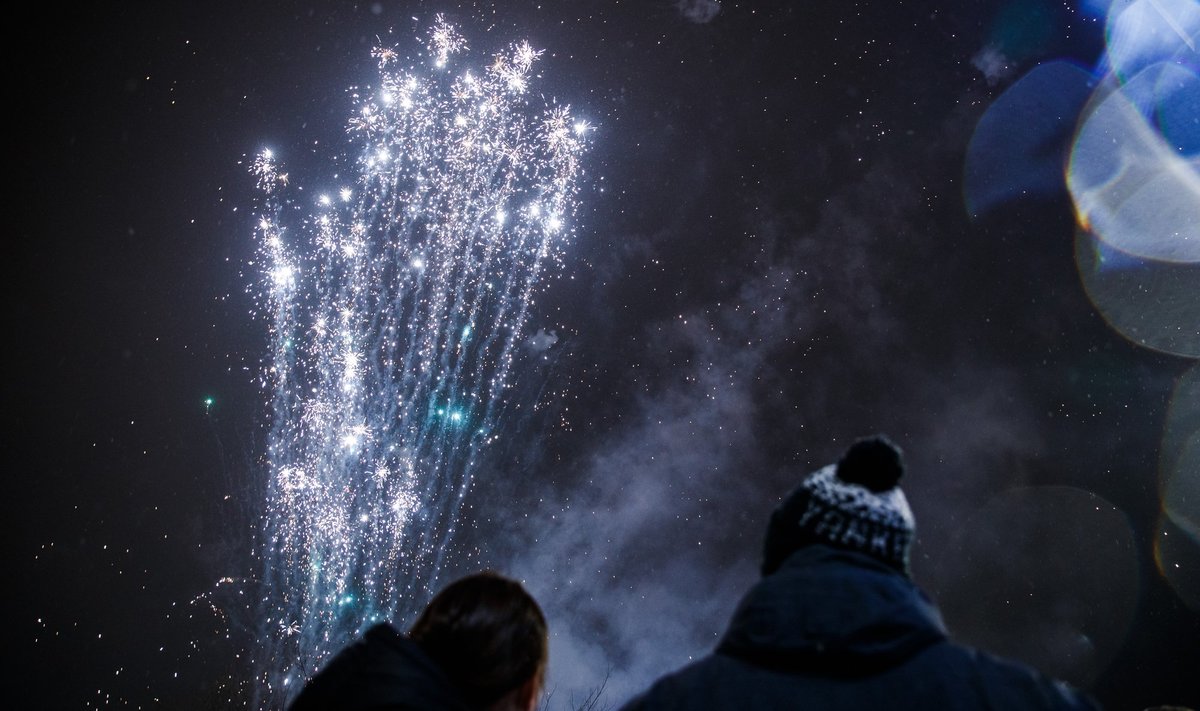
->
[286,436,1138,710]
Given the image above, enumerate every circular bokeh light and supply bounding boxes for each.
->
[964,61,1096,219]
[1075,227,1200,357]
[936,486,1139,689]
[1068,67,1200,265]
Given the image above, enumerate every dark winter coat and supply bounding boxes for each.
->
[288,623,473,711]
[619,545,1099,710]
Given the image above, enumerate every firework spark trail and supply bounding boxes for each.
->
[247,17,590,706]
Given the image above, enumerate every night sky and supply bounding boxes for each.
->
[11,1,1199,709]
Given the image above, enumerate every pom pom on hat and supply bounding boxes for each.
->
[836,435,904,493]
[762,434,915,576]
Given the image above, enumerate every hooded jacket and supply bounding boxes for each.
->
[288,623,473,711]
[620,545,1098,710]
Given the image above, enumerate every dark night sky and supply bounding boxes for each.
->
[10,1,1199,709]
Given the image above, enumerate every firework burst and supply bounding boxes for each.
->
[246,16,591,706]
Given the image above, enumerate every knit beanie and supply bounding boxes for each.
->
[761,435,915,576]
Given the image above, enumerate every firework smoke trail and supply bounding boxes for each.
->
[246,17,590,706]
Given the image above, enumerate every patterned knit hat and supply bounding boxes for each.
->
[762,435,915,575]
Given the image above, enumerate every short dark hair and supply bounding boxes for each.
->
[409,571,548,709]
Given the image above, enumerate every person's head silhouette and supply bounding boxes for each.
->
[289,570,547,711]
[410,571,548,711]
[761,434,914,576]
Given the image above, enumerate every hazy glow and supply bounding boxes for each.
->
[247,16,590,707]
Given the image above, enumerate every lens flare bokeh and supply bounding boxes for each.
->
[245,17,591,707]
[937,486,1140,689]
[1074,227,1200,357]
[964,61,1096,219]
[1066,0,1199,315]
[965,0,1199,615]
[1068,1,1200,614]
[1157,363,1200,610]
[1102,0,1200,82]
[1068,66,1200,265]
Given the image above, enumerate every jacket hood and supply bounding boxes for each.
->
[717,545,947,675]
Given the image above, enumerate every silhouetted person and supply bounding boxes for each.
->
[289,570,547,711]
[619,435,1099,710]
